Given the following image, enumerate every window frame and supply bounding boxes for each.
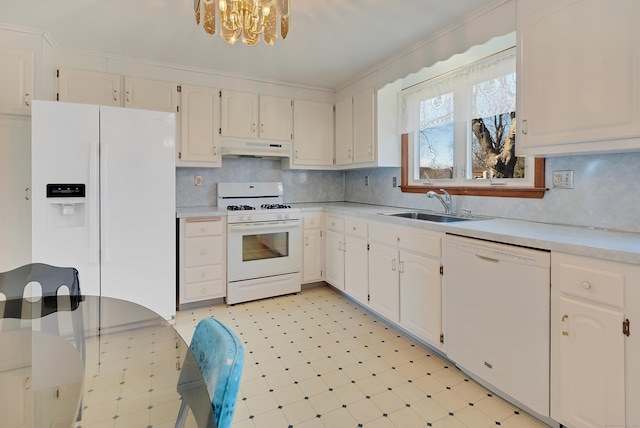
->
[400,133,547,198]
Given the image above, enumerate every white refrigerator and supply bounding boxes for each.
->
[31,100,176,322]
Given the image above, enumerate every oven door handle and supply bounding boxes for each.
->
[228,220,301,232]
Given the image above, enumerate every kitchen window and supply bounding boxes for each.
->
[399,46,545,198]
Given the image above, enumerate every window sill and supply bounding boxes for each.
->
[399,184,547,199]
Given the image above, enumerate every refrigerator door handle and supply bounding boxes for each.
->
[100,142,110,263]
[89,139,100,265]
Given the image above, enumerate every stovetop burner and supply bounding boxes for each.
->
[261,203,292,209]
[227,205,256,211]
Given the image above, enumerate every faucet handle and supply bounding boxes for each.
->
[439,189,451,202]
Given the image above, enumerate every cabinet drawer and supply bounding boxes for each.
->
[184,217,223,237]
[184,279,225,300]
[554,254,624,308]
[369,223,441,258]
[185,265,222,284]
[344,219,368,238]
[326,216,344,233]
[184,236,223,267]
[303,212,323,229]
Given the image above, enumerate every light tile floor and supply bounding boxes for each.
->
[174,285,551,428]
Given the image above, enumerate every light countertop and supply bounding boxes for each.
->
[176,202,640,265]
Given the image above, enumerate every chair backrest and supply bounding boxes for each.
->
[189,317,244,428]
[0,263,81,319]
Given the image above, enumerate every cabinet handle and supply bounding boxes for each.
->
[338,241,342,251]
[521,119,528,135]
[201,250,207,255]
[561,314,569,336]
[261,123,264,133]
[392,259,397,271]
[25,93,31,107]
[201,227,207,232]
[348,149,352,159]
[399,261,404,273]
[201,288,208,294]
[580,281,591,289]
[396,237,400,242]
[201,272,207,278]
[113,90,118,101]
[212,145,217,156]
[295,150,299,159]
[252,123,256,133]
[25,187,30,201]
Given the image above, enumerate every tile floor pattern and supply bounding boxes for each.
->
[173,286,550,428]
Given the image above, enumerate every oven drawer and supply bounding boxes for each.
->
[184,236,224,267]
[184,217,223,237]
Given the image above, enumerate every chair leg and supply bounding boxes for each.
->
[175,400,188,428]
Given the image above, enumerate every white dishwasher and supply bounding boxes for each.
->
[444,234,551,417]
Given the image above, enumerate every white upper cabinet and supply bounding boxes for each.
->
[517,0,640,156]
[57,68,121,107]
[124,76,179,112]
[352,86,375,164]
[220,89,259,139]
[289,99,334,167]
[0,46,34,115]
[335,97,353,165]
[335,87,375,166]
[220,90,292,141]
[178,84,220,167]
[259,95,292,140]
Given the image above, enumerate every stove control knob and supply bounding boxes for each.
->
[284,213,290,219]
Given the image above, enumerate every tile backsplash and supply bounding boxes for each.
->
[177,152,640,233]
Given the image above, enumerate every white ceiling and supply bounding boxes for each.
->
[1,0,499,90]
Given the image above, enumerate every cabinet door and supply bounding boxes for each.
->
[335,97,353,165]
[324,229,344,290]
[303,228,323,283]
[353,86,375,164]
[220,89,258,138]
[179,84,221,166]
[292,100,334,166]
[344,235,368,305]
[0,46,33,115]
[517,0,640,155]
[368,242,400,323]
[552,296,625,428]
[259,95,292,141]
[124,76,178,112]
[57,68,121,106]
[400,251,441,347]
[0,116,31,271]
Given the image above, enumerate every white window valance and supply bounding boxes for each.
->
[398,47,516,135]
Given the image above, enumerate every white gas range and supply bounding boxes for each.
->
[217,182,302,304]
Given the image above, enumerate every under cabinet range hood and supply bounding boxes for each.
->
[221,140,291,159]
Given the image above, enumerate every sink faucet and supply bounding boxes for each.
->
[426,189,453,214]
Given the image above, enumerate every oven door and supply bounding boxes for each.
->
[227,219,302,282]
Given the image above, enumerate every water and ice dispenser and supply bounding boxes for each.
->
[46,184,86,227]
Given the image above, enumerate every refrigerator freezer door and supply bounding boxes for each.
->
[31,101,101,296]
[99,106,176,322]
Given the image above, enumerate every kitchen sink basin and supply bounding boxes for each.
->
[382,212,476,222]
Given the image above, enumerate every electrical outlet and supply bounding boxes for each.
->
[552,170,573,189]
[365,176,369,186]
[194,175,202,186]
[392,176,397,188]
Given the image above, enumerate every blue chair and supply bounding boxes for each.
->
[175,317,244,428]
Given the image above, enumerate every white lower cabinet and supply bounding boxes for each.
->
[324,216,345,290]
[178,217,226,308]
[343,219,368,305]
[551,252,639,428]
[368,223,442,346]
[302,212,324,284]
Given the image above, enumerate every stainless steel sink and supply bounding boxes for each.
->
[382,212,475,222]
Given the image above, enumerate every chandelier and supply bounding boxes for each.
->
[194,0,291,46]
